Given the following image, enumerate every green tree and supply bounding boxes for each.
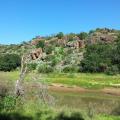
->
[77,32,88,40]
[0,54,21,71]
[56,32,64,39]
[80,44,113,72]
[36,40,45,49]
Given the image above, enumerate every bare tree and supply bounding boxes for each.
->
[15,52,31,97]
[15,48,54,105]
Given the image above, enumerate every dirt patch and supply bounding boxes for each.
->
[101,88,120,96]
[49,83,120,96]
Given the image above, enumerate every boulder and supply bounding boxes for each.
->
[31,48,43,60]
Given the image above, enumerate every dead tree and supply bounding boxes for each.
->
[15,48,54,105]
[15,52,31,98]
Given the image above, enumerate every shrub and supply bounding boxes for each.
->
[44,45,54,54]
[28,63,37,71]
[0,94,16,112]
[77,32,88,40]
[0,54,21,71]
[80,44,113,73]
[105,65,119,75]
[37,63,53,73]
[56,32,64,39]
[36,41,45,49]
[3,95,16,111]
[63,65,79,73]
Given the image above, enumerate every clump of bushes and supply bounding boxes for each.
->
[37,62,53,73]
[44,45,54,54]
[105,65,119,75]
[56,32,64,39]
[80,34,120,75]
[80,44,113,73]
[28,63,37,71]
[63,65,79,73]
[36,41,45,49]
[2,95,16,111]
[0,54,21,71]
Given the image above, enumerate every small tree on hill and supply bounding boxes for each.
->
[56,32,64,39]
[77,32,88,40]
[36,41,45,49]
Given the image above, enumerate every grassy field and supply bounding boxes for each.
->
[1,71,120,89]
[45,73,120,89]
[0,71,120,120]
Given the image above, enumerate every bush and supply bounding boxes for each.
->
[105,65,119,75]
[28,63,37,71]
[36,41,45,49]
[63,65,79,73]
[37,63,53,73]
[0,94,16,112]
[80,44,113,73]
[3,95,16,111]
[44,45,54,54]
[56,32,64,39]
[0,54,21,71]
[77,32,88,40]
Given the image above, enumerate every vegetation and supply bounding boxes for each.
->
[0,28,120,75]
[0,54,21,71]
[77,32,88,40]
[1,28,120,120]
[80,34,120,75]
[36,40,45,49]
[56,32,64,39]
[0,71,120,120]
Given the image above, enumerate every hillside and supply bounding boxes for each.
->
[0,28,120,74]
[0,28,120,120]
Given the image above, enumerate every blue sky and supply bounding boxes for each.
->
[0,0,120,44]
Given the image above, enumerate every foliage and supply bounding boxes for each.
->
[80,34,120,74]
[0,54,21,71]
[63,65,79,73]
[56,32,64,39]
[77,32,88,40]
[105,65,119,75]
[80,44,113,73]
[2,95,16,111]
[50,47,65,66]
[37,62,53,73]
[28,63,37,71]
[36,40,45,49]
[67,33,76,41]
[44,45,54,54]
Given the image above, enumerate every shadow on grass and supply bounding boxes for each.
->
[56,112,84,120]
[0,113,32,120]
[0,112,85,120]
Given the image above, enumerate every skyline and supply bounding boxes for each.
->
[0,0,120,44]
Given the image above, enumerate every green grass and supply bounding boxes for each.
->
[96,115,120,120]
[0,71,120,89]
[44,73,120,89]
[0,71,120,119]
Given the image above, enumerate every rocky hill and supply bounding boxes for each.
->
[0,28,120,73]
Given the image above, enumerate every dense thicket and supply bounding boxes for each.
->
[0,54,21,71]
[80,35,120,74]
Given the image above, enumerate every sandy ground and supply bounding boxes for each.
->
[48,83,120,96]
